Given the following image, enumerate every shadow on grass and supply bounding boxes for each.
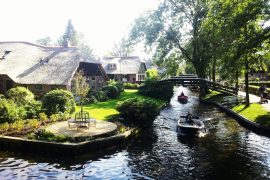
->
[254,113,270,126]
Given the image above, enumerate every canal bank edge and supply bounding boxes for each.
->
[0,128,141,155]
[200,99,270,137]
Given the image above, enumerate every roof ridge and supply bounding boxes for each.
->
[0,41,77,50]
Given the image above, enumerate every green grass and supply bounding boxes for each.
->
[232,103,270,126]
[202,90,227,102]
[74,89,166,120]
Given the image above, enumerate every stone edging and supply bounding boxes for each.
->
[0,128,141,155]
[200,99,270,136]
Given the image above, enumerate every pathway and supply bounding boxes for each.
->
[45,120,117,138]
[238,91,270,111]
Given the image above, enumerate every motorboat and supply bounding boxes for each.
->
[177,116,205,134]
[178,95,188,103]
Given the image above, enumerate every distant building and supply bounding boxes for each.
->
[99,56,147,83]
[0,41,108,96]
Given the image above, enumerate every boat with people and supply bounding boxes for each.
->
[177,113,205,134]
[178,91,188,103]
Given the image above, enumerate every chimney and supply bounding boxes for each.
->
[63,39,71,48]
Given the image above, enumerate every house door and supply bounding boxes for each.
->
[6,80,13,91]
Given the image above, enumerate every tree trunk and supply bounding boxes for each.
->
[245,62,250,107]
[235,69,239,95]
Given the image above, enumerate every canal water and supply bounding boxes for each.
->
[0,87,270,179]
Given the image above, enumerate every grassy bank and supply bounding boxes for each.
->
[232,104,270,126]
[74,89,166,120]
[203,91,270,126]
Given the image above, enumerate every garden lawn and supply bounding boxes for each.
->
[232,103,270,126]
[74,89,165,120]
[202,90,227,103]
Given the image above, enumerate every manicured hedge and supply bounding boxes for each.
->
[124,83,139,89]
[138,80,173,101]
[42,89,76,115]
[116,98,159,127]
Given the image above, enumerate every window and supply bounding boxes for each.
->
[92,76,95,80]
[108,63,117,70]
[138,75,145,81]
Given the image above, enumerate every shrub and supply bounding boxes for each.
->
[0,123,9,133]
[116,98,159,127]
[50,114,61,122]
[124,83,139,89]
[39,112,48,123]
[23,100,42,119]
[42,89,76,115]
[34,129,69,142]
[94,91,108,101]
[27,119,40,129]
[9,119,24,133]
[0,98,19,123]
[108,80,124,92]
[7,87,35,106]
[102,85,119,99]
[139,80,173,101]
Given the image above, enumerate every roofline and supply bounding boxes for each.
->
[0,41,77,49]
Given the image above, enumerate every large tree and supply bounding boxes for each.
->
[110,38,134,57]
[130,0,212,96]
[58,19,79,47]
[204,0,270,106]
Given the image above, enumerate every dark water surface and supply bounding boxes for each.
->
[0,87,270,179]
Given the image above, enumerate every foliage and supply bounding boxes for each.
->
[93,91,108,101]
[146,68,159,81]
[7,86,35,106]
[108,80,124,92]
[73,90,165,121]
[36,36,53,46]
[130,0,210,79]
[73,70,90,99]
[33,129,69,142]
[102,85,120,99]
[123,82,139,89]
[39,112,48,123]
[110,38,134,57]
[42,89,76,115]
[23,100,42,119]
[58,19,78,46]
[116,97,159,127]
[0,98,19,123]
[139,80,173,101]
[232,104,270,126]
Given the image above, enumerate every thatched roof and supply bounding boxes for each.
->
[0,41,101,85]
[99,56,146,74]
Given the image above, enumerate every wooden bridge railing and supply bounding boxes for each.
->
[157,76,237,95]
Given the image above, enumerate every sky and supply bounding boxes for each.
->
[0,0,159,57]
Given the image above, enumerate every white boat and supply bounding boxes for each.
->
[177,116,205,134]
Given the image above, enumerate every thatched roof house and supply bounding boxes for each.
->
[0,41,108,96]
[99,56,147,83]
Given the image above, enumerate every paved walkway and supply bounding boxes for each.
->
[238,91,270,111]
[45,120,117,138]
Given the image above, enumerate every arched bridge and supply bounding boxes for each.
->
[158,75,237,95]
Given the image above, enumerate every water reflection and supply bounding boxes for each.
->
[0,86,270,179]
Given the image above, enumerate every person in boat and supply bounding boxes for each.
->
[180,91,185,97]
[185,112,193,124]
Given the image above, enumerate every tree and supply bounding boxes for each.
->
[146,68,159,80]
[58,19,79,47]
[130,0,212,96]
[73,70,90,112]
[205,0,270,106]
[36,36,53,46]
[111,38,134,57]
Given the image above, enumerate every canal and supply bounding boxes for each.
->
[0,87,270,179]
